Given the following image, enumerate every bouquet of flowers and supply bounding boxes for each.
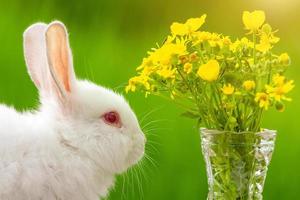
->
[126,10,294,199]
[126,10,294,132]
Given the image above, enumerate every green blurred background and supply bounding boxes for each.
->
[0,0,299,199]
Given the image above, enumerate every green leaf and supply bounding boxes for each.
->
[181,111,200,119]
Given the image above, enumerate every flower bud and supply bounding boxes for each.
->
[262,24,272,34]
[278,53,290,66]
[228,116,237,124]
[275,102,285,112]
[179,55,189,64]
[189,52,199,62]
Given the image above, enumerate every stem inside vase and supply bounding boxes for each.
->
[200,128,276,200]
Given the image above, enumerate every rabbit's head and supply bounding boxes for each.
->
[23,21,145,174]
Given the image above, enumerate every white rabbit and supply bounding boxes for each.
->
[0,21,146,200]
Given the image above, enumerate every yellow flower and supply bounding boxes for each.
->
[164,35,176,44]
[170,23,188,36]
[221,36,232,46]
[140,66,156,77]
[136,57,153,71]
[125,81,136,93]
[222,84,235,95]
[266,80,294,101]
[255,92,270,110]
[197,59,220,82]
[157,68,176,79]
[149,41,187,65]
[261,24,280,44]
[183,63,193,74]
[242,10,265,32]
[193,31,212,45]
[282,81,294,93]
[243,80,256,91]
[229,37,254,52]
[171,14,206,36]
[208,33,222,47]
[229,39,240,52]
[272,74,285,86]
[256,24,280,52]
[256,27,280,52]
[256,33,272,52]
[125,75,150,93]
[186,15,206,31]
[173,38,187,54]
[278,53,290,66]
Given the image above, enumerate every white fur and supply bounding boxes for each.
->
[0,21,145,200]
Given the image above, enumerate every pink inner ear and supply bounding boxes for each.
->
[53,35,71,92]
[46,24,71,93]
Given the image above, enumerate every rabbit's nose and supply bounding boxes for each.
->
[138,130,147,144]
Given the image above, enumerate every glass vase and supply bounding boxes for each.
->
[200,128,276,200]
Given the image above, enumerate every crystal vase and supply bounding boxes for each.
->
[200,128,276,200]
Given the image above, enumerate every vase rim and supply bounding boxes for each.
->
[200,127,277,135]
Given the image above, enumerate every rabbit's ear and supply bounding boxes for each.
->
[23,23,50,90]
[45,21,76,100]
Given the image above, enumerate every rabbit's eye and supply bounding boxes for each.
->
[103,111,121,127]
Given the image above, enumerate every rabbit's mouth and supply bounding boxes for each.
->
[129,144,145,165]
[124,135,145,170]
